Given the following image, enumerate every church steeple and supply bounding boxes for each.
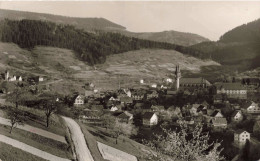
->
[175,65,181,90]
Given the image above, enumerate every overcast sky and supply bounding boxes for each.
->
[0,1,259,40]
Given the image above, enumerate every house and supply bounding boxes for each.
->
[116,111,133,123]
[131,92,145,101]
[214,83,247,99]
[242,78,260,87]
[242,101,260,114]
[142,112,158,126]
[9,75,16,81]
[140,79,144,84]
[234,130,250,145]
[166,90,177,95]
[210,110,224,118]
[110,105,119,112]
[213,94,224,104]
[179,77,211,89]
[123,89,132,97]
[134,102,144,110]
[190,104,200,116]
[38,76,44,82]
[231,110,243,122]
[74,95,84,106]
[167,106,181,116]
[210,117,227,130]
[17,76,22,81]
[109,96,117,101]
[120,97,133,105]
[147,90,159,99]
[165,78,173,83]
[253,121,260,134]
[151,84,157,88]
[151,105,165,112]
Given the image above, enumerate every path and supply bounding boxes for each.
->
[0,117,66,143]
[0,134,70,161]
[97,142,138,161]
[62,116,94,161]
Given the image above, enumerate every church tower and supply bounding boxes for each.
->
[5,70,9,81]
[175,65,181,90]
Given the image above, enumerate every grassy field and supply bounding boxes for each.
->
[81,123,152,161]
[0,124,73,159]
[0,42,221,93]
[0,142,47,161]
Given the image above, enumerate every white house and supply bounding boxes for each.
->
[110,105,118,112]
[151,84,157,88]
[231,110,243,122]
[109,96,117,101]
[234,130,250,145]
[9,75,16,81]
[142,112,158,126]
[38,76,44,82]
[74,95,84,106]
[140,79,144,84]
[243,101,260,114]
[166,78,173,83]
[17,76,22,81]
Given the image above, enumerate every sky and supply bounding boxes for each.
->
[0,1,259,41]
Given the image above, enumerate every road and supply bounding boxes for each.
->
[0,117,66,143]
[0,134,70,161]
[62,116,94,161]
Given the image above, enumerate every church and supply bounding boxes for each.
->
[174,65,211,90]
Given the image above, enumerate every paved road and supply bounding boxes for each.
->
[0,117,66,143]
[0,134,70,161]
[62,116,94,161]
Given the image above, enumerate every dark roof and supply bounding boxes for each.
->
[215,83,246,90]
[120,97,133,103]
[210,110,221,117]
[242,78,260,84]
[117,112,129,119]
[241,101,259,109]
[234,130,249,134]
[231,110,241,117]
[143,112,155,119]
[151,105,165,110]
[211,118,227,125]
[180,77,211,85]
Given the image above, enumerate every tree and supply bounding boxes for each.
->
[7,106,25,134]
[42,99,56,127]
[101,113,116,130]
[144,122,224,161]
[241,139,250,160]
[113,120,137,144]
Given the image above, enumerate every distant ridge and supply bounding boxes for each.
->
[0,8,209,46]
[0,8,126,31]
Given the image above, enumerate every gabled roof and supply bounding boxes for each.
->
[210,110,222,117]
[117,112,130,119]
[143,112,156,119]
[234,130,249,134]
[231,110,241,117]
[242,101,259,109]
[215,83,246,90]
[180,77,211,85]
[211,118,227,125]
[151,105,165,111]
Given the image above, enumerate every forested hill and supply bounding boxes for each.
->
[191,18,260,70]
[0,19,206,65]
[0,9,126,31]
[0,9,208,46]
[219,18,260,43]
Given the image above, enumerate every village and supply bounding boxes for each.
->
[1,64,260,160]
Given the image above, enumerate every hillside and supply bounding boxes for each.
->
[0,19,207,65]
[191,18,260,71]
[117,30,209,46]
[0,42,219,93]
[0,9,125,31]
[0,9,208,46]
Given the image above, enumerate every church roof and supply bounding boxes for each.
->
[180,78,211,85]
[215,83,246,90]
